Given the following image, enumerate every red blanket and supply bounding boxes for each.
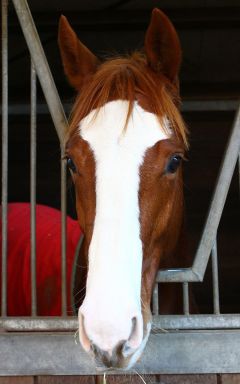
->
[0,203,82,316]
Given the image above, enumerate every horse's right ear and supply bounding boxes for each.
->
[145,9,181,85]
[58,15,99,90]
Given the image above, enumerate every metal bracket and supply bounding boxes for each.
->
[157,105,240,283]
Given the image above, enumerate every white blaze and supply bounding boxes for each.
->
[79,100,169,353]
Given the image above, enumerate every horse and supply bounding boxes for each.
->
[58,8,190,370]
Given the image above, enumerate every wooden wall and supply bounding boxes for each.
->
[1,374,240,383]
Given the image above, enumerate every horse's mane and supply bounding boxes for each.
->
[68,52,188,148]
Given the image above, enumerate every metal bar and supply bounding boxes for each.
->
[61,154,67,316]
[11,0,68,146]
[192,105,240,276]
[2,331,240,374]
[0,103,72,116]
[183,282,189,315]
[11,0,69,314]
[2,314,240,332]
[0,317,78,331]
[6,7,240,31]
[70,234,84,313]
[1,99,238,116]
[1,0,8,318]
[181,99,239,112]
[157,267,200,283]
[153,314,240,330]
[30,60,37,316]
[158,104,240,283]
[212,239,220,314]
[152,283,159,315]
[239,152,240,197]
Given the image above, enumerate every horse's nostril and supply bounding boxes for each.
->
[125,315,143,351]
[131,317,137,336]
[79,313,91,352]
[91,342,124,368]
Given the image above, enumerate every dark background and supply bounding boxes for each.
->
[3,0,240,313]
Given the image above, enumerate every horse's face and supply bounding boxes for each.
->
[59,9,187,369]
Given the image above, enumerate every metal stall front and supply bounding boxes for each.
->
[1,0,240,376]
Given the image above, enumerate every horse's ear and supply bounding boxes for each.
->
[58,15,99,90]
[145,8,181,84]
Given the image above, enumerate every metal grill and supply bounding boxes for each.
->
[1,0,68,321]
[153,104,240,326]
[1,0,240,375]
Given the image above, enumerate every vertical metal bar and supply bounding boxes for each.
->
[152,283,159,315]
[212,239,220,314]
[1,0,8,318]
[30,60,37,316]
[183,282,189,315]
[61,153,67,316]
[239,153,240,197]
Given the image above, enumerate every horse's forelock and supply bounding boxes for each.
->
[67,52,188,148]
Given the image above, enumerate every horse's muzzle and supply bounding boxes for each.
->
[78,311,145,369]
[91,340,131,368]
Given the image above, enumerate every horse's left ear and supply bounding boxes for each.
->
[145,8,181,84]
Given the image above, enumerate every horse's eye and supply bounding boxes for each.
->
[67,157,77,173]
[165,155,182,174]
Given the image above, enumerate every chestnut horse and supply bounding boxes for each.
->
[58,8,189,370]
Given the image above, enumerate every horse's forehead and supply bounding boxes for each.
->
[79,100,170,157]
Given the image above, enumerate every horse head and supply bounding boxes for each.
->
[58,8,188,370]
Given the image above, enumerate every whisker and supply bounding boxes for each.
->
[103,372,107,384]
[95,373,107,384]
[75,264,88,269]
[74,292,87,305]
[140,298,148,313]
[151,324,168,334]
[74,285,86,298]
[132,369,147,384]
[74,329,79,345]
[67,310,75,315]
[152,328,168,334]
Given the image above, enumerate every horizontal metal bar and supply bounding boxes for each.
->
[0,103,71,116]
[6,7,240,31]
[11,0,68,146]
[1,330,240,374]
[153,314,240,330]
[156,267,201,282]
[0,99,238,116]
[2,314,240,332]
[0,318,78,331]
[181,99,239,112]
